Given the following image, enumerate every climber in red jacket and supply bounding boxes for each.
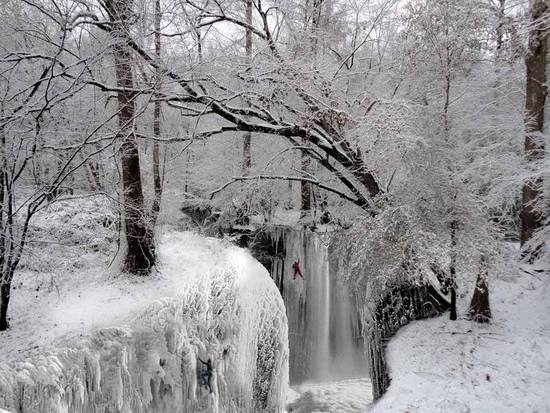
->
[292,259,304,280]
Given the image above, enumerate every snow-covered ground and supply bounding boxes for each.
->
[2,199,549,412]
[0,200,288,412]
[287,378,373,413]
[284,259,550,413]
[1,231,240,363]
[371,266,550,412]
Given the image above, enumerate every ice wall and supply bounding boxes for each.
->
[260,228,365,384]
[0,238,288,413]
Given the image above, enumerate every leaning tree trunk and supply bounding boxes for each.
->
[468,255,491,323]
[521,0,549,257]
[107,0,155,273]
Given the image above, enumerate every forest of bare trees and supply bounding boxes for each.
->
[0,0,547,336]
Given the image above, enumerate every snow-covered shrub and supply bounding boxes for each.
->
[18,196,117,273]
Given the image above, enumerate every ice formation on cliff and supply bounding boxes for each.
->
[0,232,288,413]
[258,228,366,385]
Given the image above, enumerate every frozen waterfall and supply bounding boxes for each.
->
[0,232,289,413]
[258,228,366,385]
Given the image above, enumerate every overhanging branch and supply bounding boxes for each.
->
[209,175,365,208]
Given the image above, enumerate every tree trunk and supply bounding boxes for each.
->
[88,160,103,191]
[242,0,253,176]
[468,256,491,323]
[300,145,312,216]
[0,122,8,331]
[106,0,155,274]
[151,0,163,226]
[495,0,506,62]
[0,282,10,331]
[521,0,549,257]
[300,0,323,217]
[286,171,293,210]
[242,133,252,175]
[449,219,458,320]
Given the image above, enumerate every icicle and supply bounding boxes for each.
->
[0,239,288,413]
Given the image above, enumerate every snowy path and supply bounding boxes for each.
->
[287,378,373,412]
[370,268,550,412]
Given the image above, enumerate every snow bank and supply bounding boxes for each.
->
[286,378,373,413]
[369,268,550,412]
[0,231,289,413]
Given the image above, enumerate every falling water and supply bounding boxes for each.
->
[263,228,366,384]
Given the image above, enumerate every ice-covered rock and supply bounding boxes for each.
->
[0,232,288,413]
[251,227,366,384]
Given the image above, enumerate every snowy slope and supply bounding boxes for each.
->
[369,267,550,412]
[0,231,289,413]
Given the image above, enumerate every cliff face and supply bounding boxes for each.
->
[249,225,447,402]
[0,232,289,413]
[250,227,366,385]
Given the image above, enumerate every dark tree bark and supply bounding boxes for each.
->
[0,283,10,331]
[468,256,491,323]
[300,145,313,216]
[242,134,252,175]
[449,219,458,320]
[0,126,10,331]
[151,0,163,226]
[105,0,155,273]
[521,0,549,257]
[242,0,253,176]
[88,160,103,191]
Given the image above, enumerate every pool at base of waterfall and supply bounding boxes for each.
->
[286,377,373,413]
